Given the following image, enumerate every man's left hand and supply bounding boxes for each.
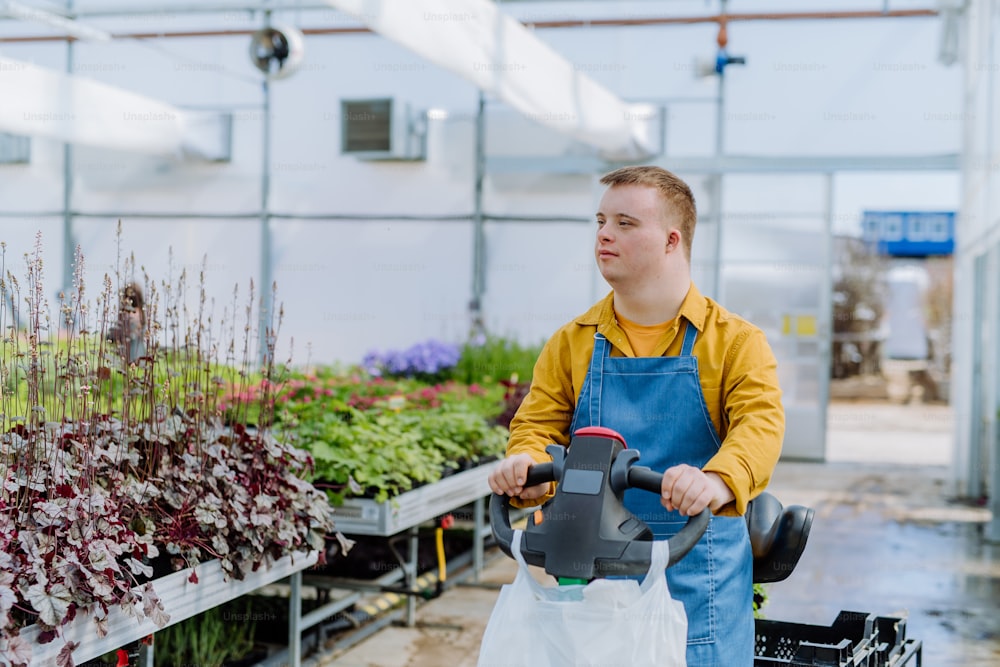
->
[660,465,735,516]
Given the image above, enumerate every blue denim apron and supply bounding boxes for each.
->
[568,325,754,667]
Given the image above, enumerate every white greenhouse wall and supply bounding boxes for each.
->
[955,0,1000,538]
[0,1,965,379]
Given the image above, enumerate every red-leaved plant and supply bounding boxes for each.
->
[0,418,168,664]
[0,230,336,665]
[147,418,332,578]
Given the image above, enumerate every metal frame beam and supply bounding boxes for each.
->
[486,153,961,175]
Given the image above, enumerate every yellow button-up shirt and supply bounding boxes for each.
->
[508,283,785,516]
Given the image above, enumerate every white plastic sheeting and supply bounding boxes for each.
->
[0,55,229,158]
[1,0,111,42]
[324,0,659,161]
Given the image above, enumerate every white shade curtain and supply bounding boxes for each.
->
[325,0,659,161]
[0,55,227,158]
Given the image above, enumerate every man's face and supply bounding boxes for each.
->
[594,184,671,288]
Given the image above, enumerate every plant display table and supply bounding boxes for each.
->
[289,461,503,649]
[22,551,318,667]
[333,459,499,536]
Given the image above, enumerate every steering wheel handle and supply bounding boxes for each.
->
[490,462,709,569]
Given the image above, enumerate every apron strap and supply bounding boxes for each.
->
[680,320,698,356]
[588,333,608,422]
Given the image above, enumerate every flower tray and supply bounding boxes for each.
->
[332,460,500,536]
[21,551,318,666]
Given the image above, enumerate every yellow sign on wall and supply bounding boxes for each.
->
[782,314,818,337]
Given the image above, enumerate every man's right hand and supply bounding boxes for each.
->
[488,453,550,500]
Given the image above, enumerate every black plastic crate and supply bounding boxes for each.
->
[754,610,923,666]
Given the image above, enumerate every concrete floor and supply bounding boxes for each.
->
[309,401,1000,667]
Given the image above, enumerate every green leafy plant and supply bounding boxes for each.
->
[753,583,769,618]
[288,404,508,504]
[449,334,544,386]
[153,605,255,667]
[268,368,510,504]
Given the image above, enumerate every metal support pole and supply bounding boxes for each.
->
[990,427,1000,541]
[258,10,274,367]
[988,246,1000,542]
[469,91,486,339]
[289,571,303,667]
[406,526,419,627]
[473,496,485,582]
[983,17,999,542]
[61,1,75,301]
[137,638,154,667]
[969,256,986,501]
[818,172,835,460]
[709,146,725,299]
[710,2,728,303]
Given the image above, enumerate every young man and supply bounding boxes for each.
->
[488,165,785,666]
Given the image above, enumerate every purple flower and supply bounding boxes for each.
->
[362,350,384,376]
[362,339,460,378]
[385,350,409,374]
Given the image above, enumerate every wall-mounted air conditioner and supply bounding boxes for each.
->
[0,133,30,164]
[340,98,426,161]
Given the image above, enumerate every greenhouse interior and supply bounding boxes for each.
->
[1,1,999,665]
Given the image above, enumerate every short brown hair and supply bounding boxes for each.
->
[599,165,697,257]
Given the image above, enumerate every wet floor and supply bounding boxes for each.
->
[763,460,1000,667]
[315,402,1000,667]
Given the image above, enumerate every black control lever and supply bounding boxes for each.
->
[490,428,709,580]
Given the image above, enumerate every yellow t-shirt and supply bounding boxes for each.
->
[615,311,672,358]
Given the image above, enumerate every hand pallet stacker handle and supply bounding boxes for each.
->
[490,461,710,570]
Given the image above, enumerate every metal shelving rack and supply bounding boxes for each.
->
[279,460,503,659]
[22,462,502,666]
[22,551,318,666]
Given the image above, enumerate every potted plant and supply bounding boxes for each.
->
[0,233,336,664]
[273,369,510,505]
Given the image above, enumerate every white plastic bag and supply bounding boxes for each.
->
[477,530,688,667]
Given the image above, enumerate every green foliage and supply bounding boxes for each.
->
[153,605,256,667]
[449,335,544,385]
[0,229,335,655]
[0,229,281,439]
[753,583,769,618]
[269,368,511,504]
[0,335,270,429]
[210,340,536,508]
[277,371,506,418]
[284,401,508,504]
